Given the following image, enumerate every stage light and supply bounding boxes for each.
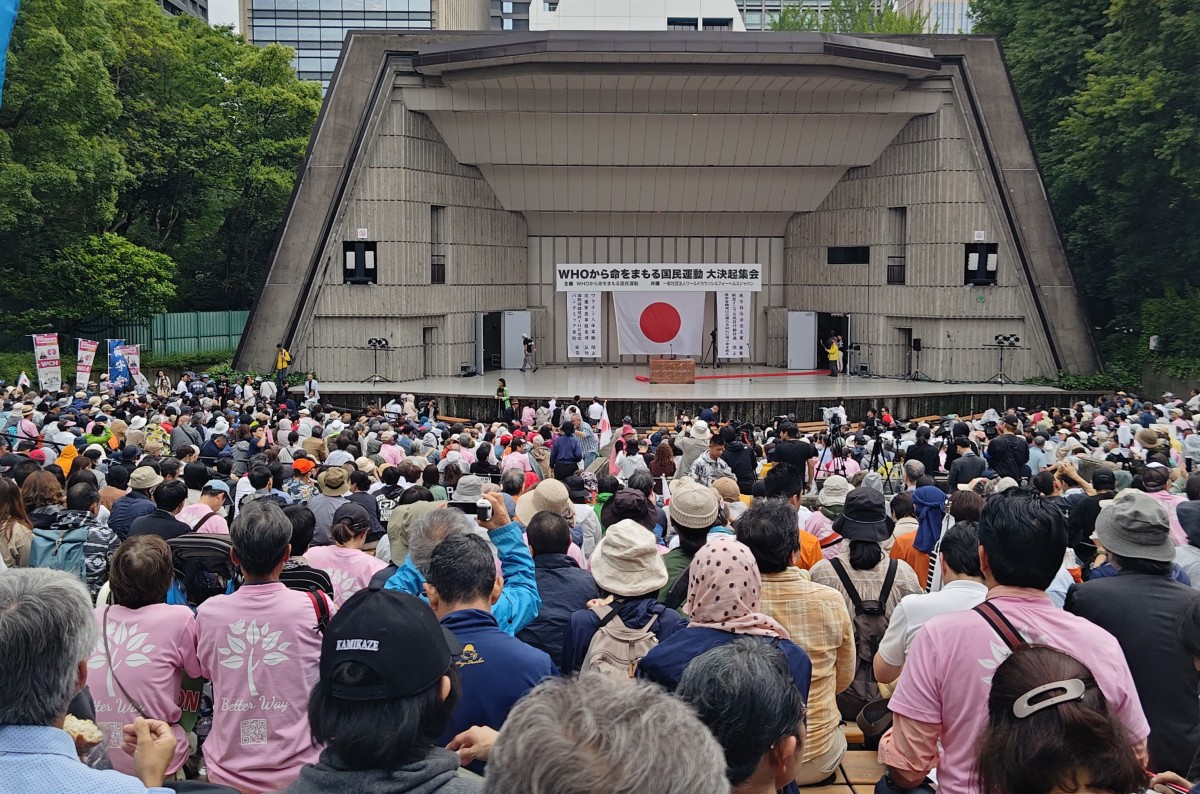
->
[367,337,390,349]
[993,334,1020,347]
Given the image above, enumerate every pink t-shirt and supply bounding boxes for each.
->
[304,545,388,606]
[1143,490,1186,546]
[196,581,331,792]
[177,502,229,534]
[86,603,201,776]
[884,589,1149,794]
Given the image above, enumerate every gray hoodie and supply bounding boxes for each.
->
[285,747,481,794]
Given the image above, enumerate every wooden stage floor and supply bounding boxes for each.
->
[306,365,1079,426]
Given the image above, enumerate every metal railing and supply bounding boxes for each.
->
[887,256,907,285]
[430,254,446,285]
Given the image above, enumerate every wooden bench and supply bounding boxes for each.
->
[841,722,865,745]
[840,750,886,785]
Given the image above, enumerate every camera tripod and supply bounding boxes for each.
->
[700,329,721,369]
[865,432,897,494]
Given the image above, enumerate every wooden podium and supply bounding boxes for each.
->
[649,358,696,384]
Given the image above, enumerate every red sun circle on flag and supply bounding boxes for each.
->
[639,302,682,344]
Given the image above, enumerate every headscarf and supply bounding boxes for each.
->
[912,485,947,554]
[685,538,789,640]
[860,471,885,494]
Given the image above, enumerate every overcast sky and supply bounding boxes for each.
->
[208,0,240,31]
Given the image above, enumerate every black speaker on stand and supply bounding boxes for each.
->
[905,337,928,382]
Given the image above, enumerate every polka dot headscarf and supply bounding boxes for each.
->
[685,538,789,640]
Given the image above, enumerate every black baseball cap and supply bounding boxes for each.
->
[320,585,462,701]
[332,502,372,531]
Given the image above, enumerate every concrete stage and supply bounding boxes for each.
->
[306,365,1094,426]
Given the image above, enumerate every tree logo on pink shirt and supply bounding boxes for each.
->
[87,620,157,698]
[327,568,362,606]
[218,619,291,697]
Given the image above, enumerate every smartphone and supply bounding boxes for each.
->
[449,499,493,522]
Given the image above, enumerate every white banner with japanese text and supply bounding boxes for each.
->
[717,292,752,359]
[556,265,761,292]
[566,291,602,359]
[76,339,99,389]
[117,344,150,390]
[33,333,61,392]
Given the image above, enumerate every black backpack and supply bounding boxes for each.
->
[830,557,898,722]
[167,533,240,608]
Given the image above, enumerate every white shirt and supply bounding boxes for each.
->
[876,579,989,667]
[588,402,605,422]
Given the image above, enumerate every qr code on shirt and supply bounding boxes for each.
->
[239,719,268,746]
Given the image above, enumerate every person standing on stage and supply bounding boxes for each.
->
[275,342,293,389]
[521,334,538,373]
[822,335,841,377]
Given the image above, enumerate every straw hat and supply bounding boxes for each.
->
[515,479,573,525]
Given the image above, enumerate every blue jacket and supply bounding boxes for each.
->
[561,597,687,675]
[516,554,598,670]
[107,490,157,541]
[550,433,582,466]
[438,609,557,750]
[383,521,541,636]
[637,626,813,701]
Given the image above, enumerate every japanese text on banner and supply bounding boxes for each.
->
[566,291,602,359]
[33,333,61,392]
[717,292,751,359]
[76,339,99,390]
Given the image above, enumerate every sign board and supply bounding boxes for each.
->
[556,265,761,292]
[973,230,986,242]
[717,292,751,359]
[356,228,369,240]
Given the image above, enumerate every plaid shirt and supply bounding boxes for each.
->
[760,568,856,761]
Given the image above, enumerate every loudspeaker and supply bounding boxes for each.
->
[912,338,923,352]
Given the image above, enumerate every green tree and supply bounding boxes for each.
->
[772,0,930,33]
[1047,0,1200,334]
[0,0,128,277]
[971,0,1109,153]
[8,232,176,333]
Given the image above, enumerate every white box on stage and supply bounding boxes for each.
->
[502,311,532,370]
[787,311,817,371]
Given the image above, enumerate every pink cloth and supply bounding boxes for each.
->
[86,604,201,776]
[196,582,330,792]
[379,443,405,467]
[501,453,531,473]
[685,538,789,639]
[1144,490,1187,546]
[522,531,586,568]
[884,588,1149,794]
[804,511,842,560]
[304,545,388,606]
[177,502,228,534]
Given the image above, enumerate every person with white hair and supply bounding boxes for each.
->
[0,569,179,792]
[478,674,728,794]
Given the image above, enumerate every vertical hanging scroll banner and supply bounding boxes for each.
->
[33,333,61,392]
[118,344,150,390]
[76,339,99,389]
[717,292,751,359]
[566,291,602,359]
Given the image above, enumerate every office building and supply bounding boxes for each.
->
[491,0,531,30]
[237,31,1098,383]
[159,0,208,20]
[896,0,974,33]
[241,0,488,86]
[530,0,747,30]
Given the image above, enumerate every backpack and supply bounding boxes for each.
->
[167,533,239,609]
[30,524,88,582]
[582,603,659,679]
[830,557,898,721]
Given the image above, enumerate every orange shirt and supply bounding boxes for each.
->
[890,530,931,590]
[796,529,823,571]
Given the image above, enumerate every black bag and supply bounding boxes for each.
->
[168,533,239,608]
[830,557,898,721]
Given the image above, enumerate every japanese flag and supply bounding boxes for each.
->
[614,292,705,356]
[16,371,29,389]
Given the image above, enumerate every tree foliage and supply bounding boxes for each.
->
[0,0,320,339]
[973,0,1200,376]
[772,0,931,33]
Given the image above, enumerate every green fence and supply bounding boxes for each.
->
[150,311,248,355]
